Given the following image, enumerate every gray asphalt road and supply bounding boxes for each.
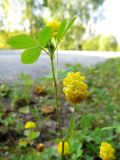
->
[0,50,120,83]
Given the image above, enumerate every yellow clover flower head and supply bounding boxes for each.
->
[63,72,89,104]
[46,20,60,36]
[57,141,70,155]
[100,142,116,160]
[25,121,36,129]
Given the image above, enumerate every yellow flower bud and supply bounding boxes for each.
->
[25,121,36,129]
[100,142,116,160]
[57,141,70,155]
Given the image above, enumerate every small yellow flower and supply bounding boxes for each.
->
[46,20,60,36]
[100,142,116,160]
[63,72,89,104]
[57,141,70,155]
[25,121,36,129]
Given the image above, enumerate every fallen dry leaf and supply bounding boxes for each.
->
[36,143,45,152]
[40,106,55,114]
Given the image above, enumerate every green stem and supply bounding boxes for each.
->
[56,39,58,81]
[50,56,63,138]
[35,38,49,55]
[29,130,33,147]
[37,45,49,55]
[61,139,65,160]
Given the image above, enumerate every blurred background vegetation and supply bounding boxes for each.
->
[0,0,120,51]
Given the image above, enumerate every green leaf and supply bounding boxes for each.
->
[64,16,77,34]
[67,116,75,138]
[102,124,120,133]
[24,130,30,137]
[24,130,40,140]
[38,26,52,48]
[21,48,41,64]
[30,131,40,140]
[18,106,30,114]
[40,65,78,80]
[66,108,75,138]
[7,34,37,49]
[57,19,67,41]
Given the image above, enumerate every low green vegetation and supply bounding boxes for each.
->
[0,58,120,159]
